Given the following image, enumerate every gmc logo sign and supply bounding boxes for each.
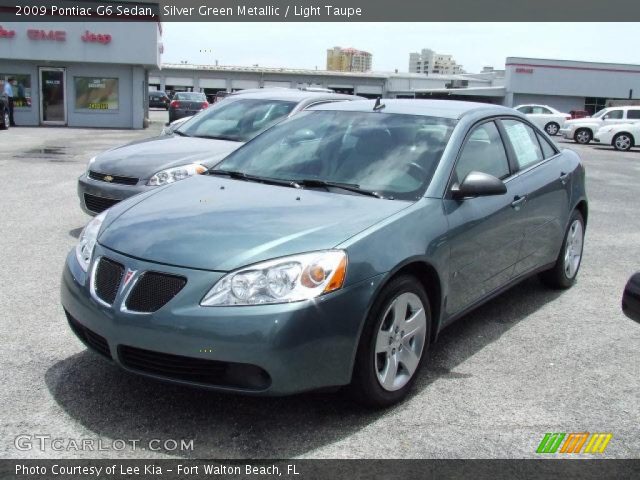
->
[0,25,16,38]
[27,29,66,41]
[515,67,534,74]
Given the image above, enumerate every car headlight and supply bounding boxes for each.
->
[75,210,107,272]
[86,156,96,175]
[201,250,348,306]
[147,164,207,186]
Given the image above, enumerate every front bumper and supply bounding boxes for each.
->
[78,173,151,216]
[559,127,575,139]
[593,132,613,145]
[61,245,384,395]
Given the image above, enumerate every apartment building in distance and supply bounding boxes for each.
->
[409,48,464,75]
[326,46,373,72]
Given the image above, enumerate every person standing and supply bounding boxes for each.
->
[4,77,16,126]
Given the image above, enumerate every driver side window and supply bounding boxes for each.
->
[455,122,510,183]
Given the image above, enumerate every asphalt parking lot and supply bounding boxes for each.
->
[1,112,639,459]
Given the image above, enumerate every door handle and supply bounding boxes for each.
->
[560,172,570,185]
[511,195,527,209]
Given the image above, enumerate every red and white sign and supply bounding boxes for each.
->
[81,30,112,44]
[27,29,66,41]
[0,25,16,39]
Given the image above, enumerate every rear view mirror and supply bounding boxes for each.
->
[452,171,507,199]
[622,272,640,323]
[284,129,316,145]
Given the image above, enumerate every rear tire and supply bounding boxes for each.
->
[613,133,633,151]
[545,122,560,136]
[349,275,431,408]
[539,210,585,289]
[574,128,592,144]
[0,109,9,130]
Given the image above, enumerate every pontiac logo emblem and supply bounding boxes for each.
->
[103,175,114,182]
[122,269,136,288]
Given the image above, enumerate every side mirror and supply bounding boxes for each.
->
[452,171,507,199]
[622,272,640,323]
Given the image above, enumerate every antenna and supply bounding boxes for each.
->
[373,97,385,111]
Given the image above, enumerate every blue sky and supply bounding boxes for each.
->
[161,23,640,73]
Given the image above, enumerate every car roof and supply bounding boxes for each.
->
[308,99,517,119]
[228,88,361,102]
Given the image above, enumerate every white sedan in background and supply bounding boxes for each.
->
[594,123,639,151]
[514,104,570,136]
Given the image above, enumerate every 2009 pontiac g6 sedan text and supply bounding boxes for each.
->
[61,100,587,406]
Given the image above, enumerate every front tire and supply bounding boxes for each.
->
[545,122,560,136]
[613,133,633,151]
[574,128,592,144]
[539,210,585,289]
[349,275,431,407]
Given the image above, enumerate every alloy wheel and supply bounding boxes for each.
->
[564,219,584,279]
[545,123,559,135]
[614,134,632,151]
[374,292,427,391]
[575,129,591,144]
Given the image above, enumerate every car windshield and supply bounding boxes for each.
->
[174,92,207,101]
[177,98,297,142]
[592,109,606,118]
[214,110,456,200]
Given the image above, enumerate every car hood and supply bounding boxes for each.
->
[98,176,413,271]
[565,118,601,126]
[91,135,242,179]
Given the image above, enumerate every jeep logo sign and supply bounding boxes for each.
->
[81,30,112,44]
[27,29,66,41]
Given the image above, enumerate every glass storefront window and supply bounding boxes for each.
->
[0,74,32,108]
[74,77,119,110]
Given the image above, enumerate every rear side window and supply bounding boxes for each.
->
[455,122,510,181]
[502,119,544,170]
[627,110,640,119]
[536,132,557,159]
[516,106,532,114]
[531,106,552,114]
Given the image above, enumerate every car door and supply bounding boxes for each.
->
[443,120,526,315]
[500,118,572,276]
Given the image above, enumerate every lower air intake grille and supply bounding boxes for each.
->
[118,345,271,390]
[94,257,125,305]
[125,272,187,313]
[66,311,111,359]
[84,193,120,214]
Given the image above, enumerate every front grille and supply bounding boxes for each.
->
[125,272,187,313]
[66,311,111,359]
[89,170,139,185]
[118,346,271,390]
[84,193,120,214]
[94,257,125,305]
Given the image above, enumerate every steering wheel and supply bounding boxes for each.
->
[407,161,429,181]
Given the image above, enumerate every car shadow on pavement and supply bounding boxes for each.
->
[45,277,561,459]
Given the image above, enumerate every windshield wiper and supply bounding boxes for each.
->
[208,169,298,188]
[194,134,242,142]
[294,178,384,199]
[173,130,190,137]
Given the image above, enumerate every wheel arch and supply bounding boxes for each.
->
[612,131,635,147]
[574,199,589,227]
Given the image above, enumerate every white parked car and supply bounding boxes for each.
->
[594,123,640,151]
[560,106,640,144]
[514,104,570,136]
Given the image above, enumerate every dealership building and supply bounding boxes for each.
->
[0,21,161,128]
[150,57,640,115]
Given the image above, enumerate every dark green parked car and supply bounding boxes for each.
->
[61,100,587,406]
